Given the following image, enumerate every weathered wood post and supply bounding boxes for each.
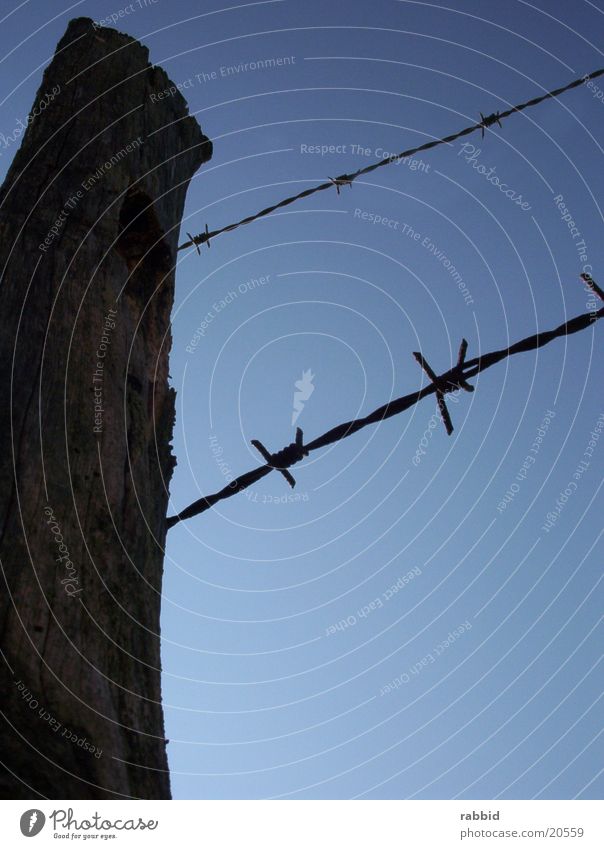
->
[0,17,211,798]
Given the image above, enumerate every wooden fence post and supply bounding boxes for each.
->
[0,17,211,799]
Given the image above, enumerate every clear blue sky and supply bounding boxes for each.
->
[1,0,602,800]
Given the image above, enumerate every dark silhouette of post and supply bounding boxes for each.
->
[0,18,211,798]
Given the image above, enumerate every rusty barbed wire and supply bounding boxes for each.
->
[166,277,603,529]
[178,67,604,253]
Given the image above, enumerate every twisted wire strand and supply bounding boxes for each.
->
[178,67,604,252]
[167,299,603,528]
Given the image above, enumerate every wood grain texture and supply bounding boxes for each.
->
[0,17,211,799]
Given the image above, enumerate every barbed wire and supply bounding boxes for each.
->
[178,67,604,253]
[166,276,604,528]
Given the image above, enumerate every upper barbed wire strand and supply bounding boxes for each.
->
[178,68,604,252]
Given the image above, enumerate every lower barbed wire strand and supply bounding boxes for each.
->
[166,304,603,529]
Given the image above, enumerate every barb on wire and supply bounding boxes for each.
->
[186,224,211,252]
[251,427,308,489]
[328,175,353,194]
[479,111,503,138]
[166,277,603,529]
[178,67,604,254]
[413,338,474,435]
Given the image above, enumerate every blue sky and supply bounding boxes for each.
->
[1,0,602,799]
